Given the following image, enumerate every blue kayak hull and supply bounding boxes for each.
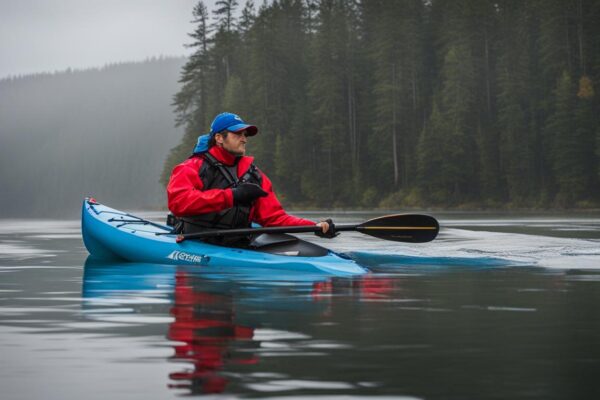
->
[81,199,368,276]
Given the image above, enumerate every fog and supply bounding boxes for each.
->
[0,58,186,217]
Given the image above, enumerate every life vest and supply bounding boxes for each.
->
[180,152,262,243]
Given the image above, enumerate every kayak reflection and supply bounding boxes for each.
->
[82,257,395,395]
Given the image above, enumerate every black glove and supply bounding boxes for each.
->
[232,183,268,205]
[315,218,338,239]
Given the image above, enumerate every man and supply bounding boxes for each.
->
[167,112,335,245]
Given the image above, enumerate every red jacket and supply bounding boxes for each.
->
[167,146,315,227]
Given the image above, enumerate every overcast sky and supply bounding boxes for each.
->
[0,0,220,79]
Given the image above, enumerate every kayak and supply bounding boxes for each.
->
[81,198,368,276]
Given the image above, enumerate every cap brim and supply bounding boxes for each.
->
[228,124,258,136]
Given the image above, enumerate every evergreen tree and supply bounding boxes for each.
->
[417,102,447,203]
[271,0,314,202]
[366,0,427,193]
[496,0,538,204]
[239,0,256,35]
[307,0,362,206]
[573,76,598,201]
[546,71,588,205]
[211,0,242,108]
[422,0,498,203]
[244,0,310,200]
[438,44,478,201]
[213,0,240,32]
[161,2,212,185]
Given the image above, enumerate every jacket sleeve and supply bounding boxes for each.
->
[251,171,315,227]
[167,160,234,216]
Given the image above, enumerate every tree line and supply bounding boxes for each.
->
[162,0,600,209]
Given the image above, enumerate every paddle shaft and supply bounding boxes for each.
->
[176,224,347,242]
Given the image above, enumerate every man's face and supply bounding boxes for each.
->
[217,130,248,156]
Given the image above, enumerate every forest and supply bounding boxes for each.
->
[163,0,600,209]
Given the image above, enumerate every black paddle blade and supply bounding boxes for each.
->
[354,214,439,243]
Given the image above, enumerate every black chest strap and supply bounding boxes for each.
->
[202,152,238,187]
[202,152,262,187]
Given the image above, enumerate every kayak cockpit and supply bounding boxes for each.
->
[248,233,329,257]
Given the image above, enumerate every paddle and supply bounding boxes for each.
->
[176,214,439,243]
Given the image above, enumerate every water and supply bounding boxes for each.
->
[1,212,600,399]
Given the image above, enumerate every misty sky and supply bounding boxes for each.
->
[0,0,220,79]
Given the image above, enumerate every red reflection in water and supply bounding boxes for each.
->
[312,274,395,300]
[357,275,395,299]
[167,271,257,394]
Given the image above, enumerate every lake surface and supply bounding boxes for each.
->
[1,211,600,399]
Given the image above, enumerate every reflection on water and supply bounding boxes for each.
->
[76,257,600,398]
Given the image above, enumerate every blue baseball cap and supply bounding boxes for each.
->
[210,112,258,136]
